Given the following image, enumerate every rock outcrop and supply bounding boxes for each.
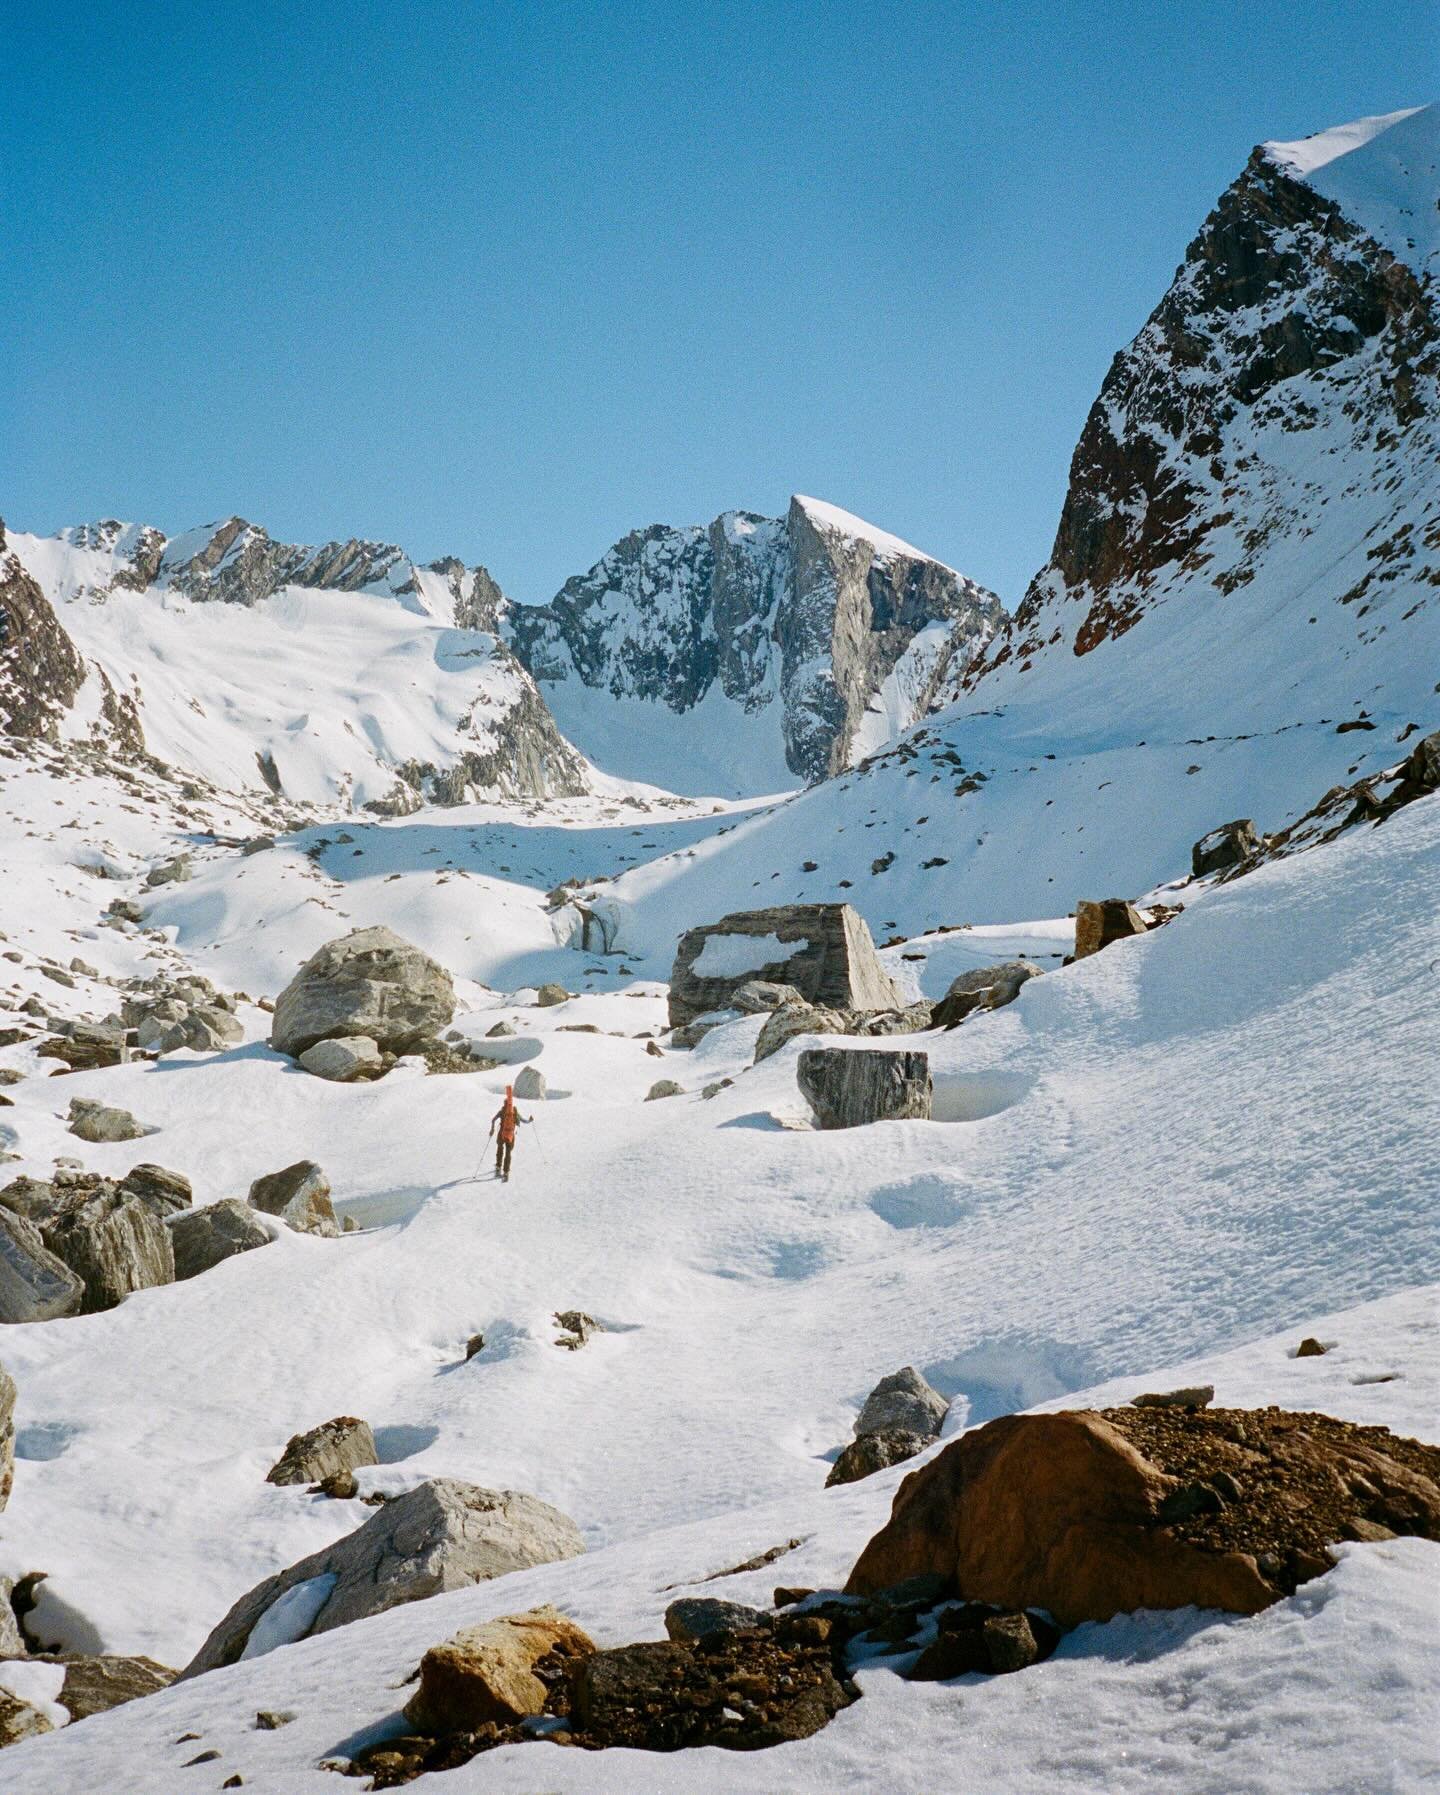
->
[182,1479,586,1676]
[271,928,455,1059]
[67,1098,153,1144]
[0,525,87,739]
[670,904,903,1029]
[1192,819,1261,877]
[797,1047,932,1130]
[297,1036,384,1083]
[846,1407,1440,1627]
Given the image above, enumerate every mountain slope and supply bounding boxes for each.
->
[7,517,593,811]
[507,495,1003,795]
[591,106,1440,952]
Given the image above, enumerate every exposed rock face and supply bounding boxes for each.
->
[751,1002,849,1063]
[1192,819,1261,877]
[0,1359,14,1509]
[534,983,570,1007]
[670,904,903,1028]
[508,496,1002,785]
[965,119,1439,687]
[271,928,455,1058]
[403,1607,596,1733]
[182,1479,586,1677]
[797,1047,932,1130]
[170,1200,273,1281]
[0,524,87,739]
[846,1407,1440,1627]
[266,1416,377,1487]
[247,1161,338,1238]
[930,960,1040,1029]
[0,1210,84,1322]
[297,1036,384,1082]
[731,979,806,1013]
[1073,899,1149,960]
[40,1186,175,1314]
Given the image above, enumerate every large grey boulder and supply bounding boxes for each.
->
[266,1415,378,1487]
[930,961,1040,1030]
[181,1479,586,1677]
[797,1047,931,1130]
[41,1186,175,1313]
[0,1359,14,1510]
[67,1098,153,1144]
[855,1366,949,1440]
[297,1036,383,1083]
[0,1210,83,1322]
[512,1065,546,1100]
[247,1161,339,1238]
[270,927,455,1059]
[171,1200,273,1281]
[669,904,903,1029]
[826,1366,949,1489]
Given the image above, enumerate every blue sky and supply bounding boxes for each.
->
[4,0,1433,605]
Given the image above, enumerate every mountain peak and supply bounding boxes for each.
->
[1263,102,1438,276]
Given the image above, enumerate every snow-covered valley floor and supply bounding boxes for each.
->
[0,742,1436,1792]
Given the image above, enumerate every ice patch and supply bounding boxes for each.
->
[240,1573,338,1660]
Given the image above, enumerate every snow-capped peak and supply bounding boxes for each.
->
[791,494,952,571]
[1264,102,1438,276]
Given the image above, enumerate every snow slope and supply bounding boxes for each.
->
[0,766,1435,1687]
[8,522,594,810]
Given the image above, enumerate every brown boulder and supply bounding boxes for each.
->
[1073,899,1148,960]
[847,1409,1440,1627]
[847,1411,1277,1625]
[403,1606,595,1733]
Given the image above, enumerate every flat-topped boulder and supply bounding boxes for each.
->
[669,904,903,1029]
[270,926,455,1059]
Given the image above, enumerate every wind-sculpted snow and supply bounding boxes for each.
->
[507,495,1003,793]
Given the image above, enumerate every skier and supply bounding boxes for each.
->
[487,1084,531,1182]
